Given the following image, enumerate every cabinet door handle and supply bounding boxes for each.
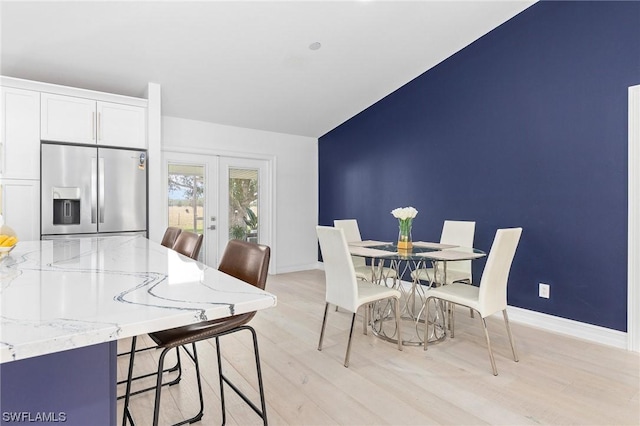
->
[98,112,101,141]
[92,112,96,141]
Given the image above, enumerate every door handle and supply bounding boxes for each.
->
[91,158,97,223]
[208,225,216,230]
[98,157,105,223]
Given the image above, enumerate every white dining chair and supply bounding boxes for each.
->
[334,219,396,283]
[423,227,522,375]
[411,220,476,286]
[316,226,402,367]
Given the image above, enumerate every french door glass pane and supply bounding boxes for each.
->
[228,168,259,243]
[167,163,205,260]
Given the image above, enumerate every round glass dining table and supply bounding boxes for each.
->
[348,242,486,346]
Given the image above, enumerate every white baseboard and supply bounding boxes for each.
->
[505,306,628,350]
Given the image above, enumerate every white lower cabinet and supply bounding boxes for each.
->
[1,179,39,241]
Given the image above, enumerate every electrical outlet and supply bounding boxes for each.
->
[539,283,550,299]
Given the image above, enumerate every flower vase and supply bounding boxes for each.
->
[397,219,413,250]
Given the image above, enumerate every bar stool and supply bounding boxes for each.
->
[122,239,271,426]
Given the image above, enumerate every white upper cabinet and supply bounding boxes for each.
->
[97,101,146,148]
[41,93,95,144]
[1,87,41,180]
[41,93,146,148]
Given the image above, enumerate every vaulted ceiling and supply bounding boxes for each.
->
[0,1,535,138]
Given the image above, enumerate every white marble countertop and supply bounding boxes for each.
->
[0,236,277,363]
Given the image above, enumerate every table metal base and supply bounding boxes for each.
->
[369,281,447,346]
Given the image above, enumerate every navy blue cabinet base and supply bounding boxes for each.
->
[0,342,116,426]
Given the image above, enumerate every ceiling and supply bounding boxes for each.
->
[0,1,535,138]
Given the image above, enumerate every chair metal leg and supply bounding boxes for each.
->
[450,303,456,338]
[249,326,269,425]
[503,309,519,362]
[152,347,171,426]
[481,317,498,376]
[394,297,402,351]
[125,341,203,426]
[215,336,226,425]
[118,343,182,376]
[122,336,137,426]
[217,326,268,425]
[183,343,204,424]
[126,325,268,426]
[363,303,368,336]
[318,303,329,351]
[344,313,357,368]
[423,297,431,350]
[117,346,183,400]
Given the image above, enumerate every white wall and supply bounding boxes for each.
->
[161,115,319,274]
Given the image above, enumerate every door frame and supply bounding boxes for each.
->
[628,84,640,352]
[162,147,276,272]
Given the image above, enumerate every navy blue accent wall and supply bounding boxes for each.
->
[319,1,640,331]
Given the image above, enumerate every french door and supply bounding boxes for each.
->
[218,157,271,264]
[163,151,271,269]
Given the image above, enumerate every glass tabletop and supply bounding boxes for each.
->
[349,242,485,262]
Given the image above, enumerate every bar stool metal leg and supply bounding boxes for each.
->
[150,344,204,426]
[117,347,183,400]
[122,336,137,426]
[216,326,268,425]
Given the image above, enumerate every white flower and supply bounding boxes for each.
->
[391,206,418,220]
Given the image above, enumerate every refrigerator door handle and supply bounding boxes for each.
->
[91,158,98,223]
[99,157,105,223]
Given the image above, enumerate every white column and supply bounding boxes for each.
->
[146,82,163,243]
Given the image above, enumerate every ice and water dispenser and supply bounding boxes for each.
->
[52,187,81,225]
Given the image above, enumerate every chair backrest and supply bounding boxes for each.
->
[478,227,523,317]
[316,226,359,312]
[161,227,182,248]
[172,231,204,260]
[440,220,476,277]
[334,219,366,268]
[218,239,271,290]
[215,240,270,327]
[333,219,362,242]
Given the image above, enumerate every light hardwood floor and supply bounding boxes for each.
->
[118,269,640,425]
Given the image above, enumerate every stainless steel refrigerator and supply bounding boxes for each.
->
[41,142,147,238]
